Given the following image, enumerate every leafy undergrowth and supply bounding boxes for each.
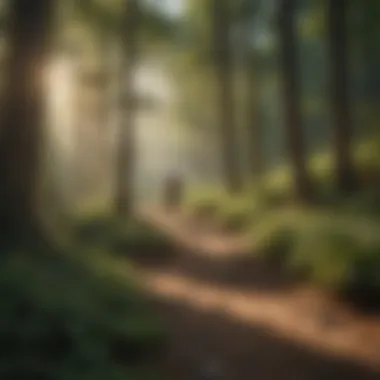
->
[73,213,173,261]
[183,136,380,234]
[251,200,380,309]
[184,186,227,222]
[0,247,167,379]
[188,190,380,308]
[183,138,380,309]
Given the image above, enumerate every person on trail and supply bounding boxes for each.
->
[163,172,183,209]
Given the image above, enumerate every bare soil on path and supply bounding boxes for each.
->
[135,207,380,380]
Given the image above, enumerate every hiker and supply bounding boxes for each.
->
[163,173,183,209]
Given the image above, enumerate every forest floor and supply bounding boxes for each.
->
[134,206,380,380]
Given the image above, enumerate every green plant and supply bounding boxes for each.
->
[73,215,172,258]
[249,204,380,299]
[184,186,227,216]
[110,221,172,256]
[252,209,299,263]
[0,249,166,380]
[213,195,261,233]
[290,212,380,298]
[262,166,294,207]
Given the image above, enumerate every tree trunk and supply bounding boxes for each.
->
[211,0,242,194]
[115,0,139,216]
[277,0,311,202]
[247,56,262,181]
[327,0,356,192]
[0,0,55,247]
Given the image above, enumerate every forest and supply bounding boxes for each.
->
[0,0,380,379]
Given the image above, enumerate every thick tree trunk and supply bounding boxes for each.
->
[115,0,139,216]
[277,0,311,202]
[0,0,54,247]
[327,0,356,192]
[211,0,242,194]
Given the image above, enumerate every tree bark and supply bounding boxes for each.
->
[247,56,262,181]
[277,0,311,202]
[327,0,356,192]
[211,0,243,194]
[115,0,139,216]
[0,0,55,247]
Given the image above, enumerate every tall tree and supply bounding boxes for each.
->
[74,0,176,210]
[211,0,243,193]
[327,0,356,192]
[277,0,311,202]
[235,0,264,182]
[0,0,55,247]
[246,54,263,181]
[115,0,139,215]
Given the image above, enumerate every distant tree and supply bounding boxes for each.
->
[327,0,356,192]
[211,0,242,193]
[247,54,263,180]
[237,0,264,181]
[115,0,139,215]
[74,0,175,213]
[0,0,55,247]
[277,0,311,202]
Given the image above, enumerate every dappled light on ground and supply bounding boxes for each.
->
[133,206,380,379]
[140,266,380,370]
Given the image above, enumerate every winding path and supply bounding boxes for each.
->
[135,207,380,379]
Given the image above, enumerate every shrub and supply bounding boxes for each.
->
[73,215,172,259]
[251,209,299,263]
[109,221,173,258]
[183,186,227,220]
[213,195,261,233]
[250,205,380,305]
[291,213,380,294]
[185,185,271,233]
[262,167,294,207]
[0,249,166,380]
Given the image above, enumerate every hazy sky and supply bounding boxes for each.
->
[156,0,184,18]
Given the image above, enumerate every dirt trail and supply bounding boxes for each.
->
[135,207,380,379]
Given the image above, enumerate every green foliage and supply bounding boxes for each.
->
[252,208,299,262]
[291,211,380,294]
[260,167,295,207]
[264,136,380,202]
[298,0,326,40]
[184,135,380,305]
[213,195,260,232]
[253,205,380,300]
[184,186,227,219]
[0,249,166,379]
[185,134,380,210]
[74,214,172,258]
[184,185,269,233]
